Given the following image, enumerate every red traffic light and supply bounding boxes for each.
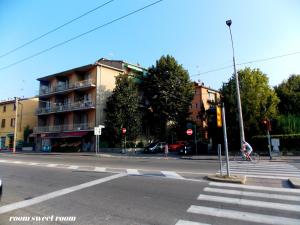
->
[262,119,271,131]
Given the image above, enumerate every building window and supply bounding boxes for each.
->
[208,92,215,102]
[13,103,16,111]
[3,105,6,112]
[11,118,15,127]
[1,119,5,128]
[195,103,198,109]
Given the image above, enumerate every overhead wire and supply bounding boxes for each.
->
[0,0,164,71]
[191,51,300,77]
[0,0,115,58]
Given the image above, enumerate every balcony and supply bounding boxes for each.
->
[39,79,96,96]
[36,101,95,115]
[34,122,94,133]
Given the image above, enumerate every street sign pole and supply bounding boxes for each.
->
[194,125,197,155]
[222,103,230,177]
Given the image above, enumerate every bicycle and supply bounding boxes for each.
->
[234,151,260,163]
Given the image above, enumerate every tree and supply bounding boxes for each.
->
[104,74,142,146]
[221,67,279,147]
[274,74,300,115]
[141,55,194,141]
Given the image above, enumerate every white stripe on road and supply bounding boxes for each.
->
[220,169,300,175]
[46,164,58,167]
[187,205,300,225]
[198,194,300,212]
[0,159,7,163]
[227,164,297,169]
[0,173,127,214]
[175,219,211,225]
[126,169,140,175]
[204,187,300,202]
[226,166,298,171]
[221,171,300,177]
[12,161,22,164]
[67,165,79,170]
[28,162,39,166]
[209,182,300,193]
[216,173,292,180]
[161,171,184,179]
[94,167,106,172]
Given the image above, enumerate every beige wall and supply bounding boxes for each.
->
[0,97,38,147]
[96,65,122,125]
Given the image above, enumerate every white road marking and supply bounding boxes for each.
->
[28,162,39,166]
[126,169,140,175]
[187,205,300,225]
[198,194,300,212]
[219,171,300,177]
[204,187,300,202]
[67,165,79,170]
[46,164,58,167]
[175,219,211,225]
[12,161,22,164]
[161,171,184,179]
[222,167,300,172]
[0,173,127,214]
[94,167,106,172]
[0,159,7,163]
[209,182,300,193]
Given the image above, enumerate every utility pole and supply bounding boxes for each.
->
[13,97,19,153]
[226,20,245,148]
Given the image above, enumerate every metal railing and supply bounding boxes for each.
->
[34,122,94,133]
[36,101,95,115]
[39,79,96,96]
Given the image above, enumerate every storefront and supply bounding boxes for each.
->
[37,131,93,152]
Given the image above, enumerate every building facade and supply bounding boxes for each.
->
[189,82,220,139]
[34,58,146,152]
[0,97,38,149]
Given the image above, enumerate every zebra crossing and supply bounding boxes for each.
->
[0,159,190,180]
[176,181,300,225]
[219,161,300,179]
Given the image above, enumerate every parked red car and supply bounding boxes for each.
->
[168,141,186,152]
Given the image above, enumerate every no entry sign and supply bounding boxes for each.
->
[186,129,193,135]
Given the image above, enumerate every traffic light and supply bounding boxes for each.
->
[216,106,222,127]
[262,119,271,131]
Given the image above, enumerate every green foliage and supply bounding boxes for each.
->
[23,125,33,142]
[273,114,300,134]
[274,74,300,115]
[141,55,194,140]
[221,67,279,146]
[252,134,300,154]
[137,141,144,148]
[104,74,142,145]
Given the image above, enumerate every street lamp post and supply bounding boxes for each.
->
[13,97,19,153]
[226,19,245,148]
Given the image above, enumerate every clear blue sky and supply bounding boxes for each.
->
[0,0,299,100]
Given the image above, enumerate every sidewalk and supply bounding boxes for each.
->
[1,149,300,161]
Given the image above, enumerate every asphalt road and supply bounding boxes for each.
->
[0,153,300,225]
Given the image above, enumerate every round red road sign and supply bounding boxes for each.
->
[122,128,127,134]
[186,129,193,135]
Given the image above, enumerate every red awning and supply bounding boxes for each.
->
[41,131,88,138]
[60,131,88,138]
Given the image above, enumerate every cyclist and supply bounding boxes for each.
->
[241,140,253,161]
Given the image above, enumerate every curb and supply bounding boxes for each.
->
[288,178,300,189]
[206,174,246,184]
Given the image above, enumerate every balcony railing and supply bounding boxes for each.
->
[36,101,95,115]
[34,122,94,133]
[39,79,96,96]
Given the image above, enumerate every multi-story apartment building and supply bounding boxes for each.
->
[0,97,38,149]
[189,82,220,139]
[35,58,146,151]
